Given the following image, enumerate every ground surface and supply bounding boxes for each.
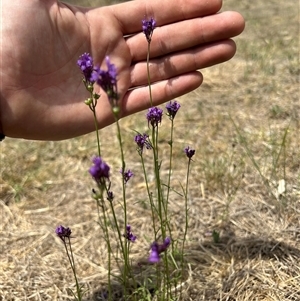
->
[1,0,299,300]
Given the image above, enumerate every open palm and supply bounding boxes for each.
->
[0,0,244,140]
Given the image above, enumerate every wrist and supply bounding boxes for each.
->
[0,105,5,142]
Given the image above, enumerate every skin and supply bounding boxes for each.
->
[0,0,245,140]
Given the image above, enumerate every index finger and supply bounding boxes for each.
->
[107,0,222,34]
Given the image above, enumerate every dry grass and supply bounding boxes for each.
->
[1,0,299,300]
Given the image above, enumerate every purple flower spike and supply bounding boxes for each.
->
[166,100,181,120]
[120,169,134,184]
[184,146,195,159]
[89,157,110,183]
[55,225,72,241]
[162,237,171,249]
[146,107,163,128]
[149,242,160,263]
[77,53,98,83]
[142,17,156,43]
[148,237,171,263]
[124,225,137,242]
[134,133,152,153]
[97,56,118,105]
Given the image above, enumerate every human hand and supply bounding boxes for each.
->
[0,0,244,140]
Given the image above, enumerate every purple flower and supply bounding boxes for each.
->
[149,237,171,263]
[55,225,72,241]
[184,146,195,159]
[89,157,110,183]
[120,169,134,184]
[124,225,137,242]
[146,107,163,127]
[77,53,98,83]
[142,17,156,43]
[134,133,152,153]
[149,243,160,263]
[166,100,181,120]
[107,191,114,202]
[97,57,118,105]
[161,237,171,250]
[77,53,93,73]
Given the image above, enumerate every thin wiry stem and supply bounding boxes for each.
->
[180,157,192,299]
[140,154,158,239]
[147,42,153,107]
[64,238,82,301]
[113,111,132,295]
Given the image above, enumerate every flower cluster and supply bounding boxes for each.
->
[184,146,195,159]
[146,107,163,128]
[120,169,134,184]
[124,225,137,242]
[89,157,110,184]
[55,225,72,241]
[149,237,171,263]
[166,100,181,120]
[142,17,156,43]
[97,57,118,106]
[77,53,98,84]
[77,54,118,107]
[134,133,152,153]
[68,15,195,299]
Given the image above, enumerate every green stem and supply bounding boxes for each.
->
[151,125,171,300]
[165,119,174,251]
[65,238,82,301]
[151,126,164,237]
[108,197,126,266]
[114,113,131,295]
[183,160,190,249]
[165,119,175,299]
[165,119,174,202]
[180,158,191,299]
[96,187,113,301]
[90,101,101,157]
[140,154,157,239]
[147,42,153,107]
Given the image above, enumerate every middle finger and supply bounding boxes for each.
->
[127,11,244,62]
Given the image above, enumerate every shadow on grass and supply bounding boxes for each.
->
[83,258,158,301]
[84,280,155,301]
[196,235,300,262]
[188,234,300,300]
[83,235,300,300]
